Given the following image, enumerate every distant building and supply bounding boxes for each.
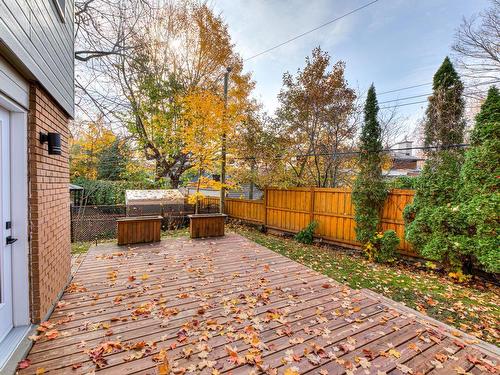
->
[125,189,185,215]
[184,173,263,200]
[183,185,264,200]
[69,184,84,206]
[386,139,422,178]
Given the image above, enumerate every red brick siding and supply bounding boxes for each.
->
[28,84,71,322]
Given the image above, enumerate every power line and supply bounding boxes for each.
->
[378,80,499,104]
[73,144,470,168]
[379,93,430,105]
[378,82,431,96]
[379,100,428,110]
[379,87,493,106]
[374,78,499,99]
[243,0,380,62]
[229,143,470,161]
[377,81,499,109]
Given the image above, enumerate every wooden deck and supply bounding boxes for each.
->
[20,234,498,374]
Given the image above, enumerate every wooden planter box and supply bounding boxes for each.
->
[188,213,227,239]
[117,216,162,245]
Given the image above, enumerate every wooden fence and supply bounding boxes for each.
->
[206,187,416,257]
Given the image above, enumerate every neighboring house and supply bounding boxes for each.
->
[184,173,263,200]
[386,139,421,178]
[184,185,264,200]
[0,0,74,372]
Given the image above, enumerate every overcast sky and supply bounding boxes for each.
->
[213,0,491,140]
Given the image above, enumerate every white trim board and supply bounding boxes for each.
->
[0,325,34,374]
[0,55,29,110]
[0,92,30,373]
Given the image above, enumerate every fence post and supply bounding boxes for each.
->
[309,187,315,223]
[263,187,268,228]
[70,206,74,243]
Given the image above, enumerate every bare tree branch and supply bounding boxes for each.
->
[453,0,500,79]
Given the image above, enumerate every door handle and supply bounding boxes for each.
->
[6,236,18,245]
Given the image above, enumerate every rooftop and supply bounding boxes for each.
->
[125,189,185,205]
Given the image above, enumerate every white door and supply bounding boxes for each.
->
[0,106,13,342]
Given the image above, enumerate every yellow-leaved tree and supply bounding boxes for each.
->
[111,2,254,187]
[70,120,117,179]
[180,89,242,213]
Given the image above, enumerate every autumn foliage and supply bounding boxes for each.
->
[180,88,242,211]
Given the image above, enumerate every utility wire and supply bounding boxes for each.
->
[83,144,470,168]
[377,79,499,103]
[377,81,499,109]
[243,0,380,62]
[379,85,495,106]
[378,82,431,96]
[379,93,430,105]
[367,78,498,100]
[231,143,469,161]
[379,100,428,110]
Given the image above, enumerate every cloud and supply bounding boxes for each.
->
[214,0,490,121]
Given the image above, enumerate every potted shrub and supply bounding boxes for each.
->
[180,89,239,238]
[187,176,227,238]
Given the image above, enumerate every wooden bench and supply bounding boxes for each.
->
[188,213,227,238]
[117,216,162,245]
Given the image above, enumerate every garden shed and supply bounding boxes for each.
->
[69,183,84,206]
[125,189,185,216]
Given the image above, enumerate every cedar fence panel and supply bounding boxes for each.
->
[225,198,265,223]
[205,187,416,256]
[266,188,311,233]
[379,189,415,255]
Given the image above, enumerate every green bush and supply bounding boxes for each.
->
[460,193,499,273]
[455,87,500,273]
[364,230,400,263]
[295,221,318,244]
[387,176,419,190]
[404,151,465,270]
[73,177,163,205]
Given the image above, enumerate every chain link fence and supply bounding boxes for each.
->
[70,199,219,242]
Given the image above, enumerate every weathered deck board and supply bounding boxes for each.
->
[20,234,498,374]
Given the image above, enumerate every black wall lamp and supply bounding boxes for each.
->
[39,132,62,155]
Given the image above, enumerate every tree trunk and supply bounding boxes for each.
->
[195,169,202,214]
[170,176,180,189]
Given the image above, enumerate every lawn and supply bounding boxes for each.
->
[230,223,500,347]
[71,241,92,255]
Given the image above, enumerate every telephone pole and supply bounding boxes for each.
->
[220,66,232,214]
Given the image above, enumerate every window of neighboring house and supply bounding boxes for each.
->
[53,0,65,22]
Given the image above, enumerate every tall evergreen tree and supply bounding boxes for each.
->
[457,86,500,273]
[470,86,500,145]
[352,85,387,244]
[424,56,466,148]
[97,140,128,180]
[404,57,467,271]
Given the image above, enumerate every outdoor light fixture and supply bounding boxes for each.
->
[39,132,62,155]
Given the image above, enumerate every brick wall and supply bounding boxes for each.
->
[28,84,71,322]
